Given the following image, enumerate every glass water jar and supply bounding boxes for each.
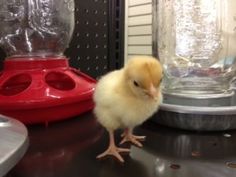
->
[0,0,74,58]
[154,0,236,98]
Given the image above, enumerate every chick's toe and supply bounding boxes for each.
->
[120,133,146,147]
[96,145,130,163]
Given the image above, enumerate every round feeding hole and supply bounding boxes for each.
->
[45,72,75,91]
[0,73,32,96]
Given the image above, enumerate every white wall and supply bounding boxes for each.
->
[125,0,153,63]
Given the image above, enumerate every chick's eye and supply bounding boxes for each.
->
[133,81,139,87]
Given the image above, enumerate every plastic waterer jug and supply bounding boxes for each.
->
[0,0,96,124]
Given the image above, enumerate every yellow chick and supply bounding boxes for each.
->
[93,56,163,162]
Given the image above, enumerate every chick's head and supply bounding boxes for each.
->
[124,56,163,100]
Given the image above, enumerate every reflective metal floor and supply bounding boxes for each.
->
[5,112,236,177]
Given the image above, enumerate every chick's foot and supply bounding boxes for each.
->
[96,145,130,163]
[97,130,130,163]
[120,132,146,147]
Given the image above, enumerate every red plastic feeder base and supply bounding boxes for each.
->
[0,57,96,124]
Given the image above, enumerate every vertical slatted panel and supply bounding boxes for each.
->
[125,0,153,62]
[129,0,152,6]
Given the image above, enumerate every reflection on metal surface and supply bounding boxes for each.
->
[170,164,181,170]
[223,133,232,138]
[0,116,9,127]
[226,162,236,168]
[155,158,236,177]
[6,113,103,177]
[0,115,28,177]
[0,117,8,122]
[191,151,201,157]
[136,122,236,177]
[5,113,236,177]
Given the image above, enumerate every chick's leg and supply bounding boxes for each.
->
[97,130,130,163]
[120,128,146,147]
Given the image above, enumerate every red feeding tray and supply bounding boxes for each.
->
[0,57,96,124]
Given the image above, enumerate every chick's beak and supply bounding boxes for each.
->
[148,84,158,99]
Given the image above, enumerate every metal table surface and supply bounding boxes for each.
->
[5,111,236,177]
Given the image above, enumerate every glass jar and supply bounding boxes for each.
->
[153,0,236,98]
[0,0,74,58]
